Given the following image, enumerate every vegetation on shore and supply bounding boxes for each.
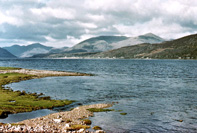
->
[87,108,114,112]
[0,67,75,118]
[93,126,102,130]
[120,113,127,115]
[0,67,21,70]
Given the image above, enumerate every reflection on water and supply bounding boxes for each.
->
[1,109,55,123]
[0,59,197,132]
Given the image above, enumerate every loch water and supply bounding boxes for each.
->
[0,59,197,133]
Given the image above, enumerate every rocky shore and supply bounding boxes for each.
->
[0,67,93,119]
[0,103,112,133]
[0,67,110,132]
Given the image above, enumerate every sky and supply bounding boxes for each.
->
[0,0,197,48]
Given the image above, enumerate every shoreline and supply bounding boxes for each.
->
[0,68,92,77]
[0,103,113,132]
[0,67,92,118]
[0,67,113,132]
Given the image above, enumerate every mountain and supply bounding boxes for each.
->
[31,33,165,58]
[0,48,17,58]
[31,36,129,58]
[49,47,69,53]
[110,33,165,49]
[66,36,129,53]
[3,43,53,58]
[30,46,69,58]
[67,33,164,53]
[93,33,197,59]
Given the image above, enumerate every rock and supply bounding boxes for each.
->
[65,124,70,128]
[14,126,21,132]
[82,119,92,125]
[53,119,62,123]
[78,128,85,132]
[96,130,105,133]
[7,124,11,128]
[57,115,62,119]
[93,126,102,130]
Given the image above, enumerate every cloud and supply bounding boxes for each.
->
[0,0,197,47]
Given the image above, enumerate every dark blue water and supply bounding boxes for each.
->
[0,59,197,132]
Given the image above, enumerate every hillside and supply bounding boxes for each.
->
[67,33,164,53]
[31,33,165,58]
[110,33,165,49]
[94,33,197,59]
[49,47,69,53]
[0,48,17,58]
[3,43,53,58]
[31,36,128,58]
[66,36,129,53]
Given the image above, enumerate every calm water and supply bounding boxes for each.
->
[0,59,197,133]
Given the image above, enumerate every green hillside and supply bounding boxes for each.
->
[94,33,197,59]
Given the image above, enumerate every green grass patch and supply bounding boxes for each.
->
[87,108,114,112]
[0,67,75,118]
[120,113,127,115]
[0,73,34,86]
[0,67,21,70]
[93,126,102,130]
[82,119,92,125]
[69,124,90,130]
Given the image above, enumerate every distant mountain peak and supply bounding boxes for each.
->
[70,36,129,53]
[29,43,42,46]
[3,43,54,58]
[0,48,16,58]
[139,33,165,41]
[142,33,157,36]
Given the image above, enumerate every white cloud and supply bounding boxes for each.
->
[31,7,76,20]
[0,11,22,26]
[86,14,105,22]
[76,22,98,29]
[0,0,197,47]
[113,17,191,39]
[44,34,94,48]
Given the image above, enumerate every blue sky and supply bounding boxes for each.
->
[0,0,197,47]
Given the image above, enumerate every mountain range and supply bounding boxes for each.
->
[67,36,129,53]
[93,33,197,59]
[2,33,196,59]
[3,43,53,58]
[0,48,16,58]
[32,33,165,58]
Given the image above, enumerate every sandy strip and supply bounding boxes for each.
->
[0,103,112,133]
[0,68,92,77]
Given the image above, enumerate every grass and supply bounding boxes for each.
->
[93,126,102,130]
[69,124,90,130]
[87,108,114,112]
[120,113,127,115]
[82,119,92,125]
[0,67,75,118]
[0,73,34,85]
[0,67,21,70]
